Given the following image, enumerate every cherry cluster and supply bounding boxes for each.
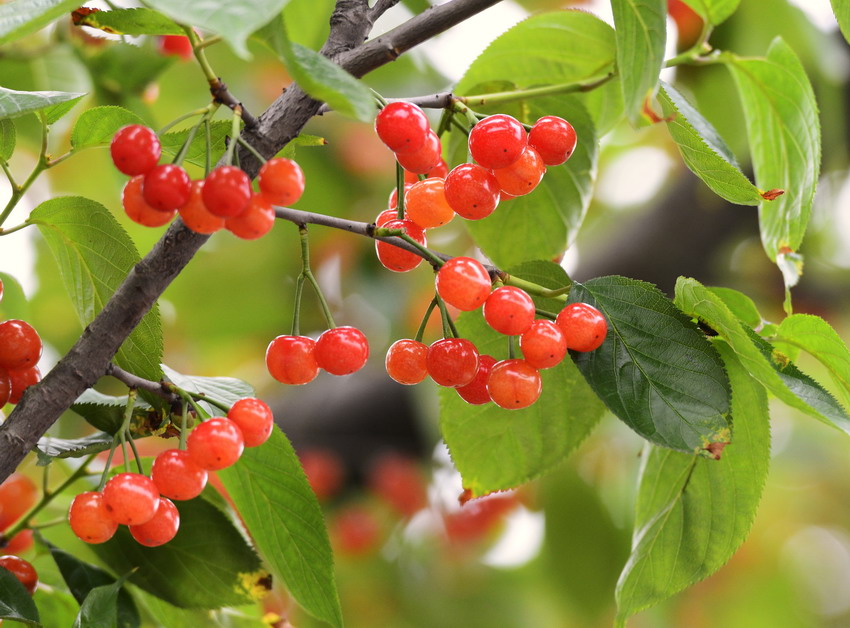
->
[0,280,43,408]
[68,397,273,547]
[111,124,304,239]
[266,326,370,385]
[0,473,37,555]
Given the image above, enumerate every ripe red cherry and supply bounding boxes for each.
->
[143,164,191,211]
[528,116,577,166]
[520,320,567,369]
[110,125,161,176]
[151,449,208,500]
[404,158,448,184]
[178,180,225,234]
[374,101,430,154]
[487,359,542,409]
[367,455,427,518]
[0,473,37,528]
[385,339,428,385]
[492,146,546,196]
[102,473,160,526]
[444,163,500,220]
[314,327,370,376]
[8,365,40,404]
[68,491,118,544]
[388,183,413,210]
[376,219,426,273]
[375,208,401,227]
[129,497,180,547]
[266,335,319,385]
[483,287,536,336]
[187,417,245,470]
[299,449,345,501]
[332,505,381,556]
[4,529,33,555]
[396,130,442,175]
[228,397,274,447]
[158,34,193,60]
[123,175,176,227]
[456,354,497,405]
[426,338,480,387]
[468,114,527,170]
[0,555,37,595]
[202,166,252,218]
[0,369,10,407]
[435,257,491,311]
[258,157,306,206]
[556,302,608,352]
[0,320,41,370]
[404,178,454,229]
[226,194,275,240]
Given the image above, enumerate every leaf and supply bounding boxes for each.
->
[0,119,15,161]
[144,0,291,59]
[570,276,731,453]
[218,428,343,628]
[611,0,666,123]
[658,82,761,205]
[72,8,184,36]
[91,492,265,609]
[680,0,740,25]
[706,286,762,329]
[0,86,86,121]
[30,197,164,388]
[832,0,850,46]
[615,341,770,622]
[43,95,85,125]
[70,390,156,435]
[0,272,29,321]
[162,365,253,417]
[84,43,171,97]
[73,575,136,628]
[32,588,79,628]
[256,16,375,122]
[160,121,231,170]
[71,106,146,151]
[36,432,115,463]
[276,133,327,159]
[0,0,82,45]
[725,38,820,275]
[0,565,40,625]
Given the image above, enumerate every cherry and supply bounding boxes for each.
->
[0,320,41,371]
[226,194,275,240]
[332,505,381,556]
[492,145,546,196]
[110,125,161,176]
[266,335,319,385]
[0,474,37,529]
[367,455,427,518]
[385,338,428,385]
[151,449,208,501]
[0,555,37,595]
[4,529,33,555]
[374,101,430,154]
[8,365,40,405]
[483,286,536,336]
[258,157,306,206]
[315,327,370,376]
[468,114,527,170]
[158,34,193,60]
[375,208,401,228]
[388,183,413,210]
[102,473,160,526]
[299,449,345,500]
[444,163,500,220]
[68,492,118,544]
[129,497,180,547]
[0,369,9,407]
[443,494,519,543]
[456,354,497,405]
[404,158,448,184]
[528,116,577,166]
[435,257,491,311]
[487,359,542,409]
[556,302,608,352]
[123,175,176,227]
[228,397,274,447]
[178,180,225,234]
[376,219,426,273]
[396,130,442,175]
[187,417,245,470]
[404,178,454,229]
[143,164,191,211]
[202,166,252,218]
[520,320,567,369]
[426,338,480,387]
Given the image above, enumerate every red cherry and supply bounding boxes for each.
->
[129,497,180,547]
[228,397,274,447]
[226,193,275,240]
[375,208,401,227]
[151,449,208,500]
[395,130,442,175]
[4,529,33,555]
[483,287,536,336]
[487,359,542,409]
[143,164,191,211]
[102,473,160,526]
[376,219,426,273]
[314,327,370,376]
[367,455,427,518]
[435,257,491,312]
[187,417,245,470]
[426,338,480,387]
[404,178,454,229]
[528,116,577,166]
[0,320,41,371]
[68,492,118,544]
[258,157,305,206]
[520,320,567,369]
[332,505,381,556]
[110,125,161,176]
[8,365,40,404]
[202,166,252,218]
[385,339,428,385]
[123,175,176,227]
[388,183,413,210]
[375,102,430,154]
[299,449,345,501]
[404,158,448,184]
[556,302,608,352]
[456,354,497,405]
[492,145,546,196]
[0,555,37,595]
[178,180,225,234]
[444,163,500,220]
[158,35,193,60]
[0,369,9,407]
[0,474,37,529]
[443,494,520,543]
[468,114,527,170]
[266,335,319,385]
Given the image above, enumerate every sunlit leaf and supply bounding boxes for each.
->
[72,7,184,36]
[0,86,85,121]
[0,0,82,45]
[680,0,740,25]
[71,106,146,151]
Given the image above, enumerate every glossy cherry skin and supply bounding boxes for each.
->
[435,257,491,311]
[520,320,567,369]
[388,183,413,210]
[375,208,401,228]
[456,354,497,405]
[142,164,191,211]
[158,35,193,60]
[314,327,370,376]
[385,339,428,385]
[375,101,430,154]
[404,159,448,184]
[0,369,9,406]
[202,166,253,218]
[8,365,40,404]
[396,130,442,174]
[110,125,161,176]
[129,497,180,547]
[258,157,306,206]
[483,287,536,336]
[68,492,119,544]
[266,335,319,385]
[228,397,274,447]
[151,449,208,500]
[528,116,577,166]
[376,219,426,272]
[404,178,454,229]
[468,114,527,170]
[178,180,225,234]
[226,194,275,240]
[102,473,160,526]
[487,359,542,409]
[187,417,245,471]
[492,145,546,196]
[0,555,37,595]
[426,338,480,388]
[444,163,500,220]
[556,302,608,352]
[0,320,41,370]
[0,474,37,528]
[123,176,176,227]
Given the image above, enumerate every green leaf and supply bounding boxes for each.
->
[0,272,29,321]
[832,0,850,45]
[276,133,327,159]
[72,7,184,36]
[706,286,762,329]
[218,428,342,628]
[70,390,156,435]
[160,121,231,170]
[615,341,770,622]
[611,0,666,123]
[725,38,820,274]
[162,365,253,417]
[680,0,740,25]
[71,106,146,151]
[256,16,375,122]
[0,119,15,161]
[91,492,266,609]
[0,565,40,625]
[43,95,85,125]
[36,432,115,463]
[570,276,731,453]
[73,575,135,628]
[0,86,86,121]
[658,82,761,205]
[84,43,171,97]
[0,0,82,45]
[32,588,79,628]
[30,197,164,387]
[144,0,291,59]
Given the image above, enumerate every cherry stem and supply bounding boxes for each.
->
[185,26,219,86]
[291,274,306,336]
[435,293,460,339]
[395,161,406,221]
[126,432,144,475]
[165,383,230,415]
[204,119,212,177]
[172,117,206,167]
[371,89,389,107]
[415,298,439,343]
[224,107,243,166]
[535,307,557,320]
[502,273,570,302]
[508,335,516,360]
[460,73,615,107]
[157,106,212,137]
[374,227,445,268]
[98,437,119,492]
[298,225,337,329]
[179,400,188,450]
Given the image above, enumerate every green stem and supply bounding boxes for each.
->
[127,432,144,474]
[194,34,222,50]
[395,161,406,220]
[0,159,17,189]
[374,228,445,268]
[291,274,305,336]
[224,107,242,166]
[0,221,32,236]
[535,307,557,320]
[185,26,219,85]
[298,225,336,328]
[0,117,48,227]
[415,298,439,343]
[179,400,188,450]
[371,89,389,107]
[165,383,230,415]
[435,293,459,339]
[508,335,516,359]
[204,119,212,177]
[664,22,715,68]
[172,119,203,167]
[460,73,615,107]
[157,106,211,136]
[236,136,267,164]
[98,438,119,491]
[502,273,571,302]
